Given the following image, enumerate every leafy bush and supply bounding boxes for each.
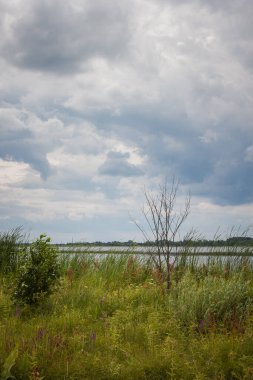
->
[12,234,60,305]
[0,227,24,274]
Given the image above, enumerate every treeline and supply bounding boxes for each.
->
[63,236,253,247]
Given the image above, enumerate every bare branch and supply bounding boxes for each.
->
[133,178,191,290]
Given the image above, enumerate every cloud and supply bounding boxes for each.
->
[99,151,144,177]
[245,145,253,163]
[1,0,131,73]
[0,108,53,179]
[0,0,253,241]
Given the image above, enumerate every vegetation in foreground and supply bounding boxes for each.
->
[1,232,253,379]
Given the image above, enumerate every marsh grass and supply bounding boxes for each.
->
[0,227,25,274]
[1,253,253,379]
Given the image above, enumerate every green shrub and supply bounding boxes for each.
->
[0,227,24,274]
[12,234,60,305]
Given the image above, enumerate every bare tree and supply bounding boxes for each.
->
[134,178,191,290]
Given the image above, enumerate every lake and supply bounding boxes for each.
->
[57,245,253,266]
[57,245,253,255]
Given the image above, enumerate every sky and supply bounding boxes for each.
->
[0,0,253,243]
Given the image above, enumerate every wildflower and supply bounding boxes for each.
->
[37,328,46,340]
[90,332,97,341]
[199,319,205,333]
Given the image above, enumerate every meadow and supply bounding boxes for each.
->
[1,231,253,379]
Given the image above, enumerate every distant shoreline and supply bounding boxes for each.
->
[55,245,253,256]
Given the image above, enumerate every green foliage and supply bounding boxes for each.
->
[0,227,24,274]
[170,272,252,329]
[1,346,18,380]
[0,252,253,378]
[29,351,44,380]
[12,234,60,305]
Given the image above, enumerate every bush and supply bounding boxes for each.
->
[12,234,60,305]
[0,227,24,274]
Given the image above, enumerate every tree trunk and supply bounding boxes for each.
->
[166,260,171,290]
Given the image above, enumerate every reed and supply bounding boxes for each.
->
[0,227,24,274]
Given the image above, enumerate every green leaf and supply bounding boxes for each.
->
[1,345,19,380]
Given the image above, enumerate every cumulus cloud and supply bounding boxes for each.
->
[0,108,53,178]
[99,151,144,177]
[0,0,253,241]
[1,0,131,73]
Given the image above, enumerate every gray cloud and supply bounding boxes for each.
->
[0,108,54,179]
[2,0,130,73]
[92,101,253,205]
[99,151,144,177]
[0,0,253,241]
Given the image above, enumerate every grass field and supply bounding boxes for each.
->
[1,247,253,379]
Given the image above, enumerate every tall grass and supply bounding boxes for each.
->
[1,249,253,379]
[169,271,252,331]
[0,227,24,274]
